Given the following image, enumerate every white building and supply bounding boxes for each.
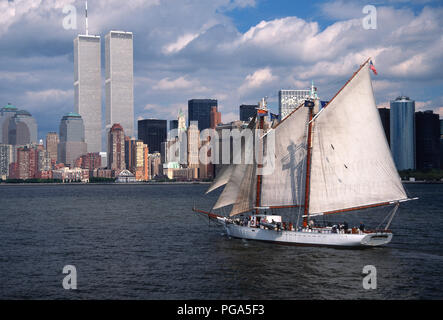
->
[105,31,134,138]
[278,89,311,120]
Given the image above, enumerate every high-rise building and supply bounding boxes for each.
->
[188,99,218,131]
[169,120,178,132]
[46,132,59,163]
[10,146,38,180]
[0,103,18,144]
[0,144,13,178]
[58,112,87,167]
[108,123,126,171]
[148,152,162,179]
[415,110,440,170]
[390,96,416,170]
[124,136,137,171]
[105,31,134,139]
[74,34,102,153]
[74,152,102,170]
[8,110,38,146]
[138,119,167,153]
[187,121,200,169]
[134,140,149,181]
[279,89,310,120]
[210,106,221,129]
[239,104,257,122]
[378,108,390,146]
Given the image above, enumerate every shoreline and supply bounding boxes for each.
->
[0,181,212,186]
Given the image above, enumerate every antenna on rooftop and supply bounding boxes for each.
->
[85,1,89,35]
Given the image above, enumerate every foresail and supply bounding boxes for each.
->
[308,63,407,215]
[213,164,249,209]
[206,165,234,194]
[260,105,309,207]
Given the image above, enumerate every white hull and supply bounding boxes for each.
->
[224,223,393,248]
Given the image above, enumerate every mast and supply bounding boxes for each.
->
[255,98,267,214]
[302,104,314,227]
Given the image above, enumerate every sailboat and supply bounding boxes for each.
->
[193,59,417,248]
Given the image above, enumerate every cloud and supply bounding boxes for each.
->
[238,67,277,95]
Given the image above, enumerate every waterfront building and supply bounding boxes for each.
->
[105,31,134,139]
[390,96,416,170]
[0,144,13,179]
[134,140,149,181]
[108,123,126,172]
[46,132,59,163]
[52,167,89,183]
[239,104,257,122]
[74,34,102,153]
[124,136,137,171]
[9,146,38,180]
[99,152,107,168]
[279,89,310,120]
[138,119,167,153]
[90,168,113,179]
[116,169,136,183]
[75,152,102,170]
[58,113,87,167]
[188,99,218,131]
[8,110,38,146]
[415,110,440,170]
[378,108,390,146]
[0,103,18,144]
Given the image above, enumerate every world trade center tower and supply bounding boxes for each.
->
[105,31,134,139]
[74,34,102,153]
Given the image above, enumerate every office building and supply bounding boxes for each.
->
[58,112,87,167]
[74,34,102,153]
[187,121,200,169]
[279,89,310,120]
[188,99,218,131]
[148,152,162,179]
[134,140,149,181]
[390,96,416,170]
[0,144,13,178]
[105,31,134,138]
[170,120,178,132]
[239,104,257,122]
[378,108,390,146]
[108,123,126,171]
[0,103,18,144]
[415,110,440,170]
[138,119,167,153]
[210,106,221,129]
[46,132,59,163]
[74,152,102,170]
[8,110,38,146]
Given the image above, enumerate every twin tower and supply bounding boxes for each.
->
[74,30,134,154]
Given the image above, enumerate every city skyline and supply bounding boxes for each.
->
[0,0,442,142]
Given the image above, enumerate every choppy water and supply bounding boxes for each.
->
[0,183,442,299]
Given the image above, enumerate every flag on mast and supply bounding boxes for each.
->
[369,60,378,75]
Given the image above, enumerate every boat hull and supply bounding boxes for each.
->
[225,224,392,248]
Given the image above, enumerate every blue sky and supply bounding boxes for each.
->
[0,0,442,145]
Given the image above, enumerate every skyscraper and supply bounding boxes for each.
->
[378,108,390,146]
[415,110,440,170]
[187,121,200,169]
[8,110,38,146]
[58,112,87,167]
[279,89,311,120]
[46,132,59,163]
[108,123,126,171]
[105,31,134,138]
[188,99,218,131]
[74,34,102,153]
[0,103,18,144]
[239,104,257,122]
[138,119,167,154]
[390,96,416,170]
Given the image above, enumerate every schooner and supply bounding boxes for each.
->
[193,59,417,247]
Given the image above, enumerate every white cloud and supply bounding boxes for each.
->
[238,67,277,95]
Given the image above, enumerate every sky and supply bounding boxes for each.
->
[0,0,442,143]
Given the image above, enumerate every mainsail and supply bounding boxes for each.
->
[260,105,309,207]
[206,165,234,194]
[308,63,407,215]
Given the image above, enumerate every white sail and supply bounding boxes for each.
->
[260,106,309,207]
[308,63,407,215]
[206,165,234,194]
[213,164,249,209]
[230,164,257,216]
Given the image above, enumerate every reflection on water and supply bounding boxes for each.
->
[0,183,442,299]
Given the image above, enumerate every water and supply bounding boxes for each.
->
[0,183,442,299]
